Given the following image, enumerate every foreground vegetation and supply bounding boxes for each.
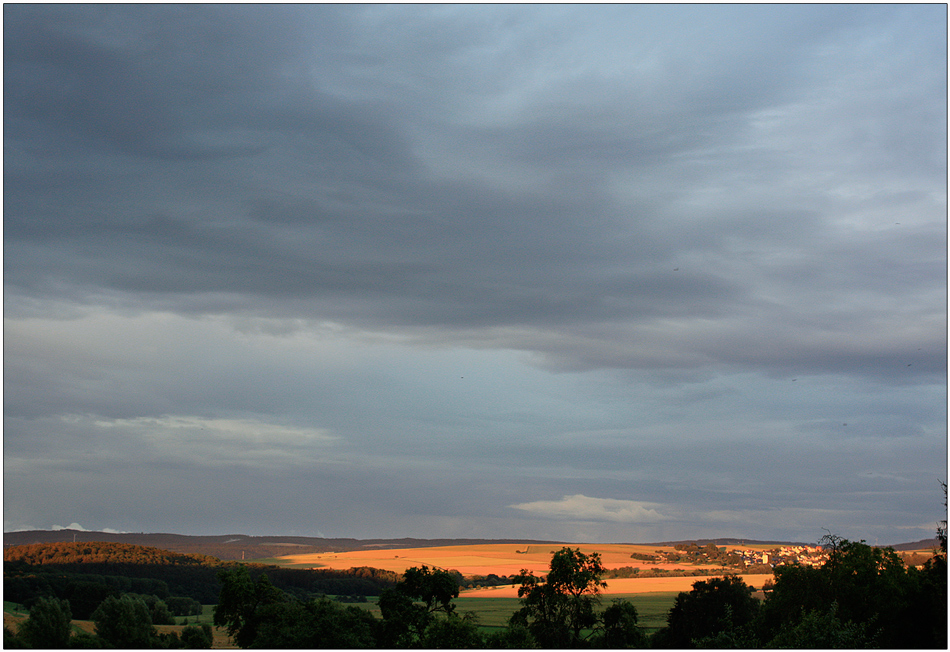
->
[4,515,946,648]
[205,535,946,649]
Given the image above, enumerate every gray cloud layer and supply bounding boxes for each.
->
[4,5,946,544]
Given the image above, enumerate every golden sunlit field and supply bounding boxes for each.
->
[276,543,697,573]
[271,542,768,596]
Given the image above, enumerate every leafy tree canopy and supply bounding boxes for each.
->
[659,574,759,648]
[15,596,73,649]
[92,593,158,648]
[4,541,221,567]
[511,546,626,648]
[760,535,946,648]
[378,565,464,647]
[213,565,287,648]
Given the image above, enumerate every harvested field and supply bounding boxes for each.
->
[4,611,26,633]
[275,542,724,577]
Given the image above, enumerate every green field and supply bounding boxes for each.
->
[617,592,678,633]
[453,596,522,630]
[171,604,217,626]
[4,601,23,614]
[351,591,677,635]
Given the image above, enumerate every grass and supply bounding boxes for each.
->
[616,592,678,633]
[454,596,523,629]
[172,603,217,626]
[348,590,678,637]
[457,592,677,634]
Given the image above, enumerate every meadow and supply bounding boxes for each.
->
[452,592,687,635]
[344,592,681,636]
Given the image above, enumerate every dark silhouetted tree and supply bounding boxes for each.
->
[16,596,73,648]
[595,598,646,648]
[378,565,463,647]
[760,534,947,648]
[180,623,214,648]
[213,565,287,648]
[483,623,538,649]
[658,575,759,648]
[250,598,378,648]
[419,611,484,648]
[510,547,610,648]
[765,603,875,648]
[92,594,157,648]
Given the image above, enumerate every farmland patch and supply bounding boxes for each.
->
[275,542,727,578]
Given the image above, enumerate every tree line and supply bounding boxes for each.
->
[651,533,946,648]
[4,520,946,648]
[4,542,400,612]
[4,594,215,649]
[4,542,222,567]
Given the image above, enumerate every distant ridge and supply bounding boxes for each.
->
[888,538,940,551]
[642,538,816,547]
[2,530,563,561]
[4,530,936,560]
[641,537,942,550]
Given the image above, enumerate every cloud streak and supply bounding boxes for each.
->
[510,495,669,524]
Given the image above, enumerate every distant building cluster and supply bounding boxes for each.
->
[735,545,828,568]
[646,543,830,570]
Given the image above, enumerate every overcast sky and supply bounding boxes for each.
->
[4,4,947,546]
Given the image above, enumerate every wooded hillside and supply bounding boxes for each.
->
[4,541,222,567]
[4,542,399,610]
[3,529,562,560]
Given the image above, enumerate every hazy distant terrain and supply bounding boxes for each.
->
[2,529,563,561]
[5,529,937,561]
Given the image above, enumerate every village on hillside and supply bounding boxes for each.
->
[733,544,828,568]
[641,542,829,570]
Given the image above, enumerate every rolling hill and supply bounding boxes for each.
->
[5,529,935,561]
[2,529,562,561]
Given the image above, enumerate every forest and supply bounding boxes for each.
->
[4,541,400,610]
[3,528,947,648]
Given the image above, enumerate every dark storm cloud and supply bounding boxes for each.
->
[4,4,945,541]
[3,5,333,158]
[6,5,943,365]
